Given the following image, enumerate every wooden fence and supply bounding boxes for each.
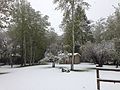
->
[96,67,120,90]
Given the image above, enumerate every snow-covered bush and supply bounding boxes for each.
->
[80,41,116,66]
[58,50,69,64]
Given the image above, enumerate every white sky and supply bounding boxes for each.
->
[28,0,120,35]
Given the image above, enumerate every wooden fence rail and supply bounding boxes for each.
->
[96,67,120,90]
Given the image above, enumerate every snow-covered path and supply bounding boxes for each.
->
[0,63,120,90]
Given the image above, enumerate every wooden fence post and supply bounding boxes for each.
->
[96,67,120,90]
[96,68,100,90]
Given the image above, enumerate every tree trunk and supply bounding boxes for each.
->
[29,36,33,65]
[116,60,119,68]
[52,61,55,68]
[71,0,75,70]
[10,56,13,68]
[32,44,36,64]
[23,34,27,66]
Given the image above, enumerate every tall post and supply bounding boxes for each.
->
[96,68,100,90]
[71,0,75,70]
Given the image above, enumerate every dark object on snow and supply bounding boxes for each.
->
[61,68,70,73]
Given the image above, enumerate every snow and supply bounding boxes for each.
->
[68,53,81,56]
[0,63,120,90]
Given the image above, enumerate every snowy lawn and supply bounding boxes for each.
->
[0,63,120,90]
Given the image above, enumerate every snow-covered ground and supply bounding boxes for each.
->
[0,63,120,90]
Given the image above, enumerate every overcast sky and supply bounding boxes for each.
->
[28,0,119,35]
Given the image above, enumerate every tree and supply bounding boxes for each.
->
[54,0,90,70]
[0,32,10,64]
[98,4,120,41]
[64,5,93,47]
[8,0,50,66]
[86,4,120,67]
[92,18,106,43]
[80,41,115,66]
[114,39,120,68]
[0,0,15,28]
[99,4,120,67]
[0,0,16,66]
[45,29,62,67]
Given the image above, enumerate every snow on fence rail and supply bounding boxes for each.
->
[96,67,120,90]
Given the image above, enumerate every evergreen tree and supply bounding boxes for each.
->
[54,0,90,70]
[8,0,50,66]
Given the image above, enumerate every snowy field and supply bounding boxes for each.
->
[0,63,120,90]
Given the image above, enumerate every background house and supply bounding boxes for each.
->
[60,53,81,64]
